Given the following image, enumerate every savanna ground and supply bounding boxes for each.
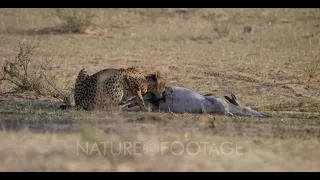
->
[0,8,320,172]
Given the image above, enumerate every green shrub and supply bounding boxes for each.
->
[2,42,46,93]
[1,42,73,106]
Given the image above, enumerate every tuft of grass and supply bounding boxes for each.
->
[55,8,96,33]
[305,54,320,83]
[213,23,230,38]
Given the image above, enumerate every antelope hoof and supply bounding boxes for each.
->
[227,112,234,117]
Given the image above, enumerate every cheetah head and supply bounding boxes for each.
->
[146,71,166,100]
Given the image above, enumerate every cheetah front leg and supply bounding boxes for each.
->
[136,89,149,112]
[123,75,149,112]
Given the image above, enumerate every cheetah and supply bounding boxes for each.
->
[74,67,166,111]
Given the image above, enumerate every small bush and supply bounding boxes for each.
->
[1,42,74,106]
[55,8,96,33]
[2,42,46,93]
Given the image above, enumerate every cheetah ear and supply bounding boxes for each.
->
[148,71,160,81]
[154,71,160,80]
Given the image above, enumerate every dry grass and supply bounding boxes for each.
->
[0,8,320,172]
